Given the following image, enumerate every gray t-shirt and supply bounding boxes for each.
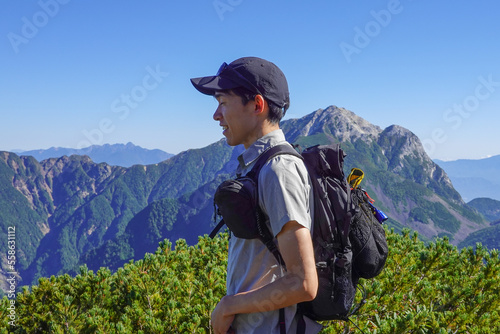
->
[226,129,322,333]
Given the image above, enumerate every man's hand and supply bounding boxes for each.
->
[211,296,236,334]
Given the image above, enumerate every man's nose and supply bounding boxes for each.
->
[213,107,221,121]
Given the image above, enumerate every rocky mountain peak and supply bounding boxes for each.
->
[282,105,382,143]
[378,124,428,161]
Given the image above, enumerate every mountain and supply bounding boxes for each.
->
[0,106,488,291]
[282,107,486,241]
[0,140,241,289]
[467,198,500,223]
[458,224,500,251]
[20,142,174,167]
[458,198,500,250]
[434,155,500,201]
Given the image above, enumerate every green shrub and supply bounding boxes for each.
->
[1,230,498,333]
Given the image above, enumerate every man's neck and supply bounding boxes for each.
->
[261,122,280,137]
[243,122,280,149]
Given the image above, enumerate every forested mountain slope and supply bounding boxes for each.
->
[0,106,487,291]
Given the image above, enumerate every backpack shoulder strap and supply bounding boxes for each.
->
[246,143,303,270]
[209,219,226,238]
[246,143,303,182]
[209,143,302,241]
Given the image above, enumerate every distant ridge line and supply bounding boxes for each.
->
[16,142,174,167]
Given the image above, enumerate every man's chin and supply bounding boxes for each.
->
[224,135,235,146]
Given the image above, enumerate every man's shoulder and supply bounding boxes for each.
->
[266,142,304,166]
[266,150,304,168]
[260,147,309,183]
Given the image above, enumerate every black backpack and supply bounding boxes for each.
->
[211,143,388,331]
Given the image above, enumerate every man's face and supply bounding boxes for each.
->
[213,91,258,148]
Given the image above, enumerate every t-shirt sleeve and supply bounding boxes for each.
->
[258,155,312,237]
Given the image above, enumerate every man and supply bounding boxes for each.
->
[191,57,322,333]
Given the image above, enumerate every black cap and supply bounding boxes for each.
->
[190,57,289,111]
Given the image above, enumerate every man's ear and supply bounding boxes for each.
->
[254,94,267,114]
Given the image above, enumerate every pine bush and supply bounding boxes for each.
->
[1,229,498,333]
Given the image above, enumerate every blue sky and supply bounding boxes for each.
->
[1,0,499,161]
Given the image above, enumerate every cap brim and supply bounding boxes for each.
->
[190,75,240,96]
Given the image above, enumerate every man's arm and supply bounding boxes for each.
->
[211,220,318,332]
